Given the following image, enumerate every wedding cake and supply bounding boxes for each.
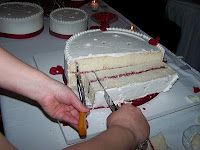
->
[0,2,44,38]
[49,7,88,38]
[64,28,178,108]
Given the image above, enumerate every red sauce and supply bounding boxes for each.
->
[92,93,159,110]
[131,93,159,106]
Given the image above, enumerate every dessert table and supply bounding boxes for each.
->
[1,1,200,150]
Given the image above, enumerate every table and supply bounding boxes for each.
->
[1,1,200,150]
[166,0,200,72]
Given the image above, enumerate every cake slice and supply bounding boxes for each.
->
[83,61,178,107]
[0,2,43,36]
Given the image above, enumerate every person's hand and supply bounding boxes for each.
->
[0,47,89,129]
[36,78,89,127]
[106,104,150,145]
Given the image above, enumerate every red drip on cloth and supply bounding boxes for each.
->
[132,93,159,106]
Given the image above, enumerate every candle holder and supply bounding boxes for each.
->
[90,0,99,11]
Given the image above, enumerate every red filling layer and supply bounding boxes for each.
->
[89,66,165,83]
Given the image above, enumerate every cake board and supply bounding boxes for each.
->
[33,49,200,146]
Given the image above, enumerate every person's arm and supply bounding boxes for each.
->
[0,132,16,150]
[65,104,150,150]
[0,47,89,125]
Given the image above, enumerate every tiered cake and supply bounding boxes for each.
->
[64,28,179,108]
[49,7,88,38]
[0,2,44,38]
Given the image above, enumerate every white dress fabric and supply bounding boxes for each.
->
[166,0,200,71]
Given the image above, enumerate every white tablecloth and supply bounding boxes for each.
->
[166,0,200,72]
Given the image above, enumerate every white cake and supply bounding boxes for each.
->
[64,28,178,108]
[49,7,88,36]
[0,2,43,35]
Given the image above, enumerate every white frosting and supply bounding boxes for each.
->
[65,28,165,63]
[0,2,43,34]
[50,7,88,35]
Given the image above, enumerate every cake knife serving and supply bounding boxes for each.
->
[76,62,87,139]
[93,71,118,112]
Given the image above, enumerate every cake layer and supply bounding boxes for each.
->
[67,51,163,74]
[82,62,178,108]
[0,2,43,34]
[50,7,88,35]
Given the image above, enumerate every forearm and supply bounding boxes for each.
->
[0,47,52,102]
[0,132,16,150]
[65,126,136,150]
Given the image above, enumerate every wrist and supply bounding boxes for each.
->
[108,125,138,149]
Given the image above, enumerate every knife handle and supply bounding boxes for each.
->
[78,112,87,139]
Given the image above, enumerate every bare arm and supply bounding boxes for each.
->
[66,126,135,150]
[0,47,89,124]
[0,132,16,150]
[65,105,150,150]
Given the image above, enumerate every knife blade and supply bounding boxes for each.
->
[93,71,118,112]
[76,62,87,139]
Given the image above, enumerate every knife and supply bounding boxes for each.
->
[76,62,87,139]
[93,71,118,112]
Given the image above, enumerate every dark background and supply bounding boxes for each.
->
[103,0,181,54]
[0,0,181,53]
